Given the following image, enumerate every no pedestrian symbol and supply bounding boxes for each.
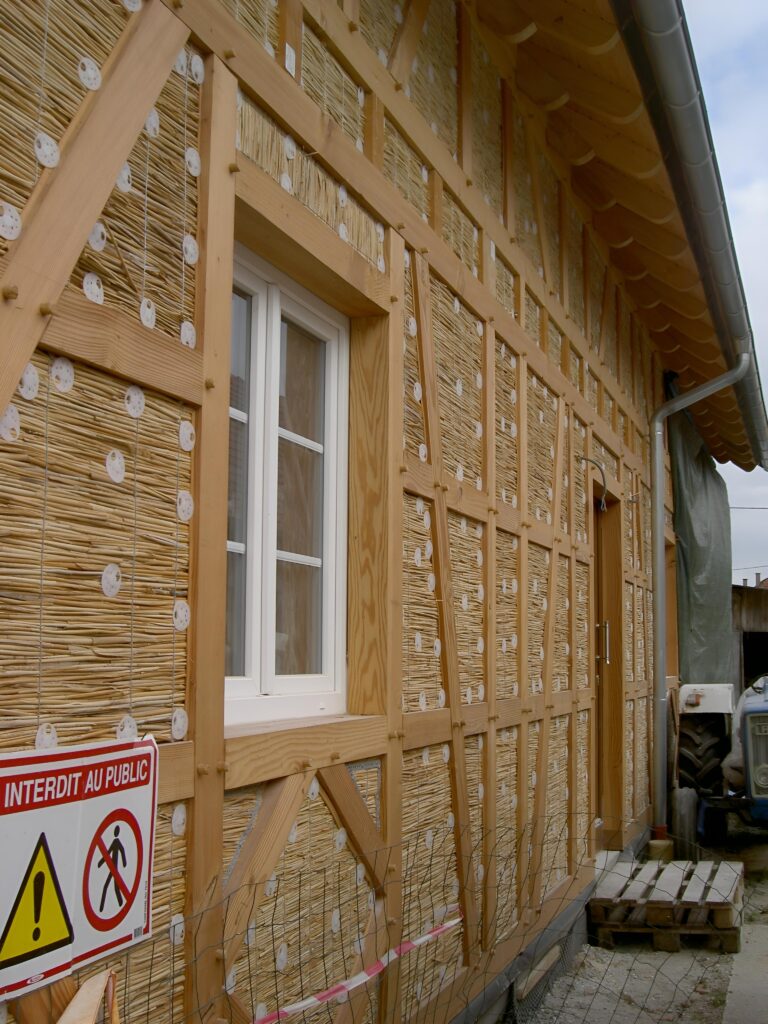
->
[82,809,143,932]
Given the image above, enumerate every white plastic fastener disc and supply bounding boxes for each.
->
[377,255,386,273]
[171,707,188,740]
[407,316,417,338]
[418,442,428,462]
[169,914,185,946]
[116,163,132,192]
[330,908,341,934]
[83,271,104,304]
[35,723,58,750]
[171,803,187,836]
[185,147,201,177]
[413,381,422,402]
[442,743,450,764]
[179,420,196,451]
[124,385,145,419]
[334,828,347,852]
[189,54,205,84]
[140,297,156,329]
[182,233,199,266]
[438,688,446,707]
[452,296,460,315]
[0,200,21,240]
[116,715,138,740]
[176,490,194,522]
[18,363,39,401]
[77,56,102,90]
[276,943,288,972]
[101,563,122,598]
[0,404,20,442]
[144,107,160,138]
[455,378,463,397]
[51,357,75,393]
[106,448,126,483]
[308,777,320,800]
[433,638,441,657]
[34,132,59,168]
[88,221,107,252]
[421,747,430,767]
[424,828,434,850]
[174,49,188,75]
[180,320,196,349]
[173,599,190,631]
[225,968,236,995]
[283,135,296,160]
[338,223,348,242]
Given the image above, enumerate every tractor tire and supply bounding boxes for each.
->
[678,714,728,796]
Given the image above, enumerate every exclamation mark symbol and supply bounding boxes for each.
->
[32,870,44,942]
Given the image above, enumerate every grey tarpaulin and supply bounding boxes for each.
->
[668,388,733,684]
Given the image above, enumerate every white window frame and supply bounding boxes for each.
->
[225,246,349,730]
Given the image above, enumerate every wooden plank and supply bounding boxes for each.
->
[646,860,692,924]
[558,109,661,179]
[517,49,570,113]
[593,859,636,901]
[680,861,717,907]
[475,0,537,43]
[507,0,619,55]
[705,862,744,908]
[184,53,238,1020]
[235,159,390,317]
[482,321,497,950]
[225,716,389,788]
[388,0,431,85]
[10,978,77,1024]
[364,92,385,168]
[574,162,675,224]
[158,741,194,803]
[222,772,315,972]
[594,207,687,260]
[40,285,203,407]
[525,43,641,124]
[621,859,663,903]
[278,0,303,80]
[318,764,388,892]
[0,0,189,412]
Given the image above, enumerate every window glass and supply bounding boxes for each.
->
[279,318,325,442]
[226,291,251,677]
[226,549,247,677]
[276,439,324,558]
[230,292,251,412]
[275,560,323,675]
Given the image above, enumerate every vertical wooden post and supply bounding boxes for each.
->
[502,82,517,240]
[428,170,444,239]
[457,4,473,185]
[279,0,303,80]
[364,93,385,169]
[559,186,569,317]
[185,54,238,1023]
[482,320,497,950]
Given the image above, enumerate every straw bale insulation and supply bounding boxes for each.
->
[495,726,519,942]
[526,544,549,696]
[408,0,458,156]
[0,0,130,258]
[495,530,520,701]
[575,710,590,864]
[442,189,480,275]
[641,485,652,577]
[237,95,385,270]
[219,0,279,57]
[524,289,542,346]
[566,203,585,333]
[401,744,463,1015]
[430,277,484,489]
[222,783,379,1024]
[463,732,485,948]
[383,120,429,221]
[448,511,486,705]
[0,350,192,751]
[537,151,561,301]
[495,257,517,320]
[73,44,201,341]
[359,0,399,68]
[526,370,556,526]
[470,33,502,218]
[302,23,365,149]
[574,562,590,689]
[553,555,570,692]
[511,108,542,276]
[402,252,427,460]
[624,700,634,823]
[495,337,519,511]
[402,493,444,713]
[542,715,569,896]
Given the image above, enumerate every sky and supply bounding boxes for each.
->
[682,2,768,585]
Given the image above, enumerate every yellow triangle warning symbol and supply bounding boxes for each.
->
[0,833,73,970]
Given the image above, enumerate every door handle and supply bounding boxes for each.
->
[604,620,611,666]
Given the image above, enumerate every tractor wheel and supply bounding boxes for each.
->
[678,715,728,796]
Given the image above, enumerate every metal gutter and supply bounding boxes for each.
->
[610,0,768,471]
[651,353,751,834]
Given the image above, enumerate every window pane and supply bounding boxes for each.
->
[279,318,325,442]
[277,438,324,558]
[226,550,247,676]
[228,417,249,544]
[275,559,323,675]
[231,292,251,413]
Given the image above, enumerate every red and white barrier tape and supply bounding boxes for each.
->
[252,914,463,1024]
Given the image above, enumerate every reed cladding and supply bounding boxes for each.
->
[526,544,548,697]
[624,582,635,687]
[538,151,562,302]
[448,511,486,705]
[524,289,541,346]
[408,0,458,156]
[495,725,519,942]
[495,336,519,511]
[471,33,502,218]
[588,242,606,354]
[569,344,583,396]
[575,710,591,863]
[553,555,570,692]
[619,301,633,402]
[495,256,517,320]
[526,370,556,527]
[383,120,429,221]
[635,583,646,684]
[0,0,129,258]
[442,189,480,275]
[402,253,427,461]
[495,530,520,702]
[567,202,585,334]
[558,408,570,535]
[0,350,192,751]
[359,0,399,67]
[302,23,365,150]
[572,416,588,544]
[547,318,563,373]
[402,493,444,713]
[512,107,543,276]
[624,699,634,823]
[592,435,618,481]
[523,719,541,911]
[541,714,570,896]
[585,367,599,411]
[603,284,618,379]
[636,697,649,815]
[574,561,590,690]
[463,732,485,951]
[219,0,279,56]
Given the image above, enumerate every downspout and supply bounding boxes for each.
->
[651,353,751,836]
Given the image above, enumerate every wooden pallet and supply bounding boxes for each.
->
[589,859,743,952]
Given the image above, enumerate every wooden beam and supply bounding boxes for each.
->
[184,53,238,1021]
[546,111,595,166]
[525,122,552,287]
[159,741,195,803]
[613,243,699,291]
[40,285,203,406]
[524,42,641,124]
[509,0,619,55]
[475,0,537,43]
[517,49,570,112]
[643,305,715,344]
[10,979,77,1024]
[0,0,188,412]
[318,764,388,892]
[625,277,708,320]
[558,108,661,179]
[458,4,473,181]
[593,206,687,259]
[574,162,675,224]
[222,772,314,972]
[364,92,385,168]
[388,0,431,85]
[278,0,303,80]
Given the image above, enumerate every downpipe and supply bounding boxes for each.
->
[651,352,751,837]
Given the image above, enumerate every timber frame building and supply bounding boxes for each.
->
[0,0,766,1021]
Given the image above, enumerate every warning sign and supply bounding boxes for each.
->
[0,738,157,999]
